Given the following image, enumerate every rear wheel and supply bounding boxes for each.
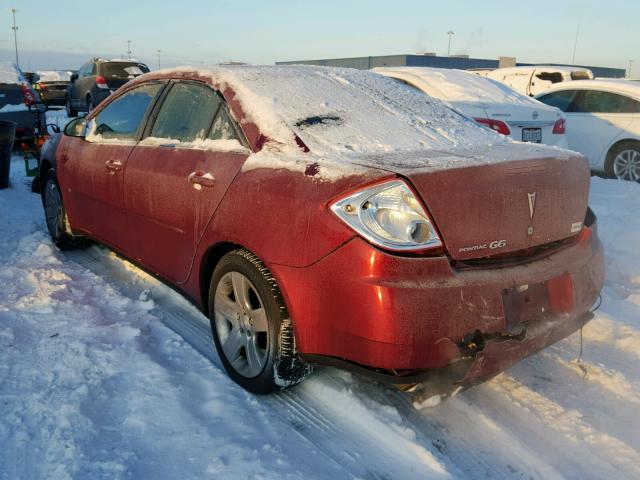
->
[65,97,77,117]
[86,97,95,113]
[208,249,311,394]
[606,141,640,181]
[42,171,84,250]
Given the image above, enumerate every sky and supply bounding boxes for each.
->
[0,0,637,75]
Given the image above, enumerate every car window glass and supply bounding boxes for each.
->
[571,71,591,80]
[537,90,577,112]
[88,83,162,141]
[151,82,221,142]
[571,90,634,113]
[535,72,563,84]
[209,106,242,142]
[101,62,150,80]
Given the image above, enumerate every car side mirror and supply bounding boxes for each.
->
[64,117,87,138]
[70,73,78,82]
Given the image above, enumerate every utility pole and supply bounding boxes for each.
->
[447,31,454,57]
[10,8,18,67]
[157,49,161,69]
[571,23,580,64]
[629,60,634,79]
[127,40,132,59]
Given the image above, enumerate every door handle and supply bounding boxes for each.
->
[188,171,215,189]
[105,159,123,173]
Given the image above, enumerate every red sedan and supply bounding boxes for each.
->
[39,66,604,394]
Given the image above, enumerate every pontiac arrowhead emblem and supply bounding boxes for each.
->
[528,192,537,220]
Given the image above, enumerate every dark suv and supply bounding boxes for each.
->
[66,58,149,117]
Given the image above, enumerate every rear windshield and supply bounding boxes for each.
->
[217,66,503,155]
[0,84,25,108]
[100,62,149,80]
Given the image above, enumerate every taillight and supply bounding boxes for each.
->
[474,118,510,136]
[20,84,35,106]
[330,179,443,252]
[552,118,566,134]
[95,75,108,89]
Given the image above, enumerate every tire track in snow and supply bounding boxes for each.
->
[67,247,453,480]
[473,373,640,479]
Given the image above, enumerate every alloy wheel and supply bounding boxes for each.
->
[214,271,269,378]
[613,148,640,181]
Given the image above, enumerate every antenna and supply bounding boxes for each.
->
[10,8,18,67]
[571,23,580,64]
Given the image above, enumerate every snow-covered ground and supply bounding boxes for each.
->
[1,122,639,478]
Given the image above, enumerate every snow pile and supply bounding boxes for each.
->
[0,104,28,113]
[139,136,248,153]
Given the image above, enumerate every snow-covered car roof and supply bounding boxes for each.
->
[490,65,593,75]
[537,79,640,100]
[36,70,72,82]
[0,61,26,85]
[161,65,504,156]
[372,67,552,109]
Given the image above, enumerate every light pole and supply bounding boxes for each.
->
[157,49,161,69]
[127,40,132,59]
[447,31,454,57]
[10,8,18,67]
[629,60,634,79]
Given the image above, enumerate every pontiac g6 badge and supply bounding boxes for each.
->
[527,192,536,236]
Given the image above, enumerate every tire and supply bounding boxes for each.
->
[208,249,311,394]
[42,171,85,250]
[87,97,95,113]
[65,97,77,117]
[605,141,640,181]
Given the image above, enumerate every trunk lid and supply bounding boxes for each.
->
[383,143,590,260]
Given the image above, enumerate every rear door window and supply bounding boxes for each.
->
[537,90,578,112]
[88,83,163,141]
[151,82,221,142]
[208,106,243,142]
[570,90,636,113]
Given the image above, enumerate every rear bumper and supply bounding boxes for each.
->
[272,222,603,380]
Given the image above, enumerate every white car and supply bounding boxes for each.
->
[373,67,568,148]
[478,66,594,97]
[536,79,640,181]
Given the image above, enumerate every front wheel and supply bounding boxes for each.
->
[208,249,311,394]
[606,141,640,181]
[42,171,83,250]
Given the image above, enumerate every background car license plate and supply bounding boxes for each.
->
[522,128,542,143]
